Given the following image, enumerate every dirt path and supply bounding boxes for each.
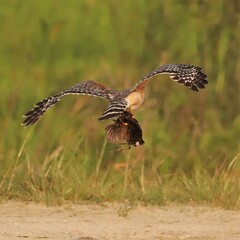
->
[0,201,239,240]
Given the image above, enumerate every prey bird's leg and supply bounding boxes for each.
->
[110,143,131,152]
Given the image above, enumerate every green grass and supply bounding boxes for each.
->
[0,0,239,209]
[1,137,239,209]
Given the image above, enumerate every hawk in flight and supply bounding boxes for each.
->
[22,63,208,146]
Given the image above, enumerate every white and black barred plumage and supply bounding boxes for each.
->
[23,80,118,126]
[98,63,208,121]
[140,63,208,91]
[22,63,208,145]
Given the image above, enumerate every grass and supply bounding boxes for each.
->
[0,0,239,209]
[1,132,239,209]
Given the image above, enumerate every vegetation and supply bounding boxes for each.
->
[0,0,239,209]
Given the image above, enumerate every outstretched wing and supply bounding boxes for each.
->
[137,64,208,92]
[22,80,117,126]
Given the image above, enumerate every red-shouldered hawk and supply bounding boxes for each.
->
[22,63,208,146]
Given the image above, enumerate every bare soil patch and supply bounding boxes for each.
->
[0,201,239,240]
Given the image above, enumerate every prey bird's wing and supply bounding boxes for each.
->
[135,64,208,92]
[22,80,116,126]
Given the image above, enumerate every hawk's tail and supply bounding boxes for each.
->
[98,99,128,121]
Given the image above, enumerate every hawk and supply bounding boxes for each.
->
[22,63,208,146]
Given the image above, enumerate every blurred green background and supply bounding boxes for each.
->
[0,0,239,208]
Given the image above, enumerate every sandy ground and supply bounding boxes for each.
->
[0,201,239,240]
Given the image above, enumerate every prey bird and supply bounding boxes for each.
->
[22,63,208,146]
